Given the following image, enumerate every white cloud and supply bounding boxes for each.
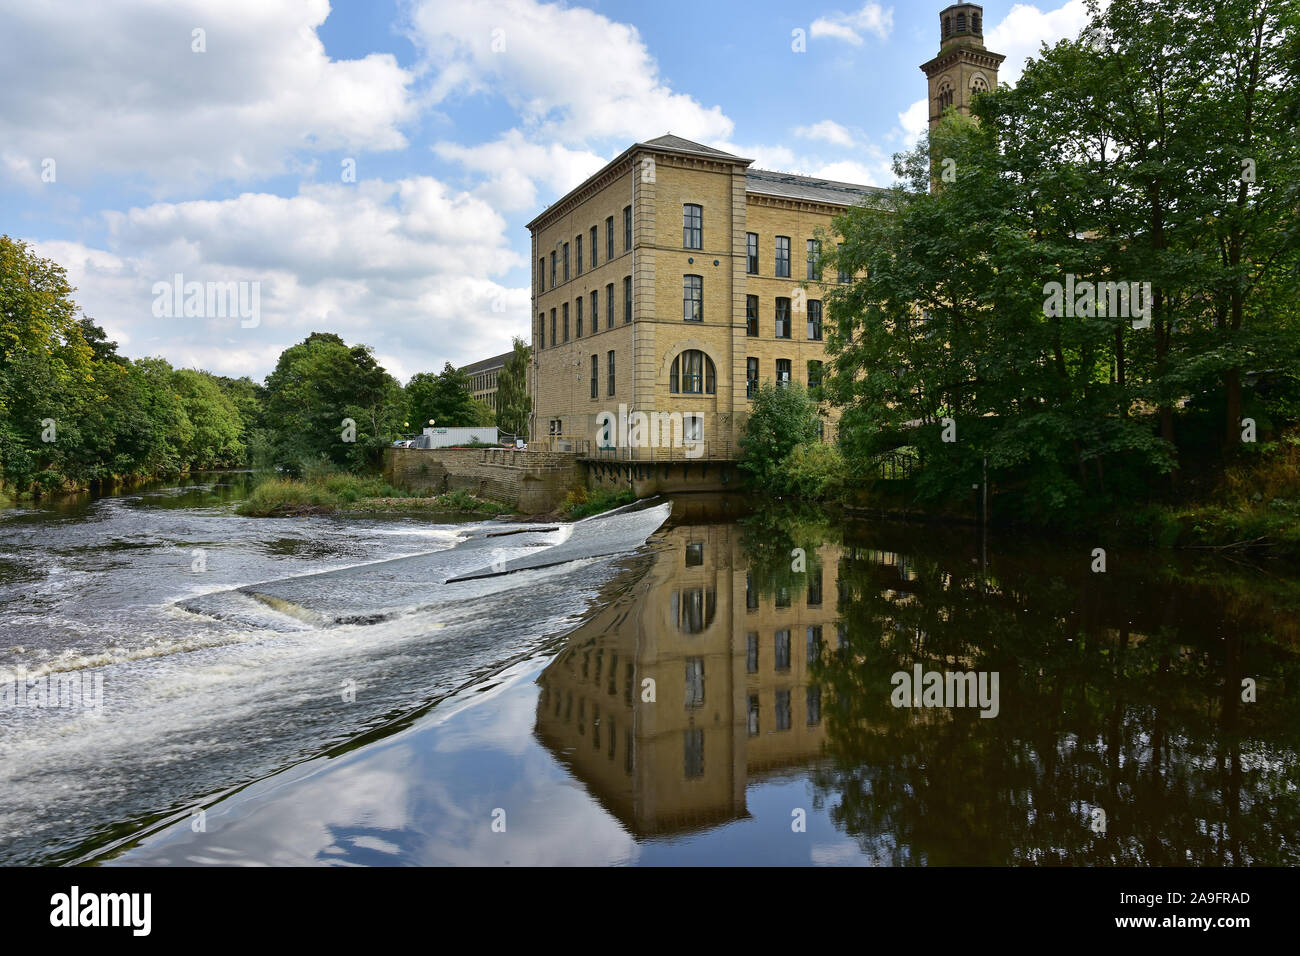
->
[29,178,529,382]
[433,131,608,211]
[987,0,1108,85]
[898,98,929,145]
[793,120,856,148]
[810,3,895,45]
[0,0,417,193]
[407,0,733,145]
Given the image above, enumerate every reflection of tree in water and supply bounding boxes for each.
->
[809,535,1300,865]
[738,502,832,600]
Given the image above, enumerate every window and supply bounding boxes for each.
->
[808,360,824,393]
[590,354,598,399]
[590,226,598,268]
[684,729,704,778]
[775,236,790,277]
[607,350,615,396]
[623,276,632,324]
[973,12,981,32]
[538,257,545,293]
[682,275,703,322]
[685,658,704,709]
[775,690,791,731]
[576,235,583,275]
[562,302,569,342]
[807,625,822,663]
[746,633,758,673]
[774,630,790,671]
[670,350,716,395]
[746,232,758,274]
[682,203,702,249]
[956,11,966,32]
[746,357,759,399]
[808,568,823,606]
[775,297,791,338]
[563,242,569,282]
[837,244,849,284]
[606,283,614,330]
[746,295,758,337]
[591,290,598,331]
[606,216,614,260]
[550,251,556,286]
[538,312,545,350]
[576,296,583,337]
[807,686,821,726]
[746,572,758,611]
[675,587,716,632]
[623,205,632,252]
[549,418,562,436]
[807,239,822,280]
[775,586,790,608]
[550,308,556,347]
[776,358,791,386]
[684,414,703,445]
[685,542,704,567]
[808,300,823,340]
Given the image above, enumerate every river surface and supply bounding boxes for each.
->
[1,476,1297,865]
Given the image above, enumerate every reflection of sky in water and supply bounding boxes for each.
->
[114,655,872,866]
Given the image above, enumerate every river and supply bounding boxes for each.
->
[1,476,1297,865]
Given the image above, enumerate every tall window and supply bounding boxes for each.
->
[576,296,583,337]
[807,239,822,280]
[550,251,557,286]
[775,630,791,671]
[606,283,614,330]
[590,354,598,399]
[623,276,632,324]
[746,633,758,673]
[670,349,715,395]
[683,275,703,322]
[775,236,790,277]
[746,357,758,398]
[775,297,791,338]
[682,203,702,249]
[590,226,598,268]
[607,350,616,396]
[538,312,545,349]
[746,295,758,336]
[538,257,545,292]
[776,358,791,385]
[562,242,569,282]
[808,299,823,340]
[605,216,614,260]
[562,302,569,342]
[837,243,849,283]
[576,235,583,275]
[623,205,632,251]
[550,308,556,347]
[591,290,598,330]
[746,232,758,274]
[808,359,824,394]
[685,658,705,709]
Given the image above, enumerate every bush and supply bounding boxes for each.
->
[236,478,340,516]
[781,442,846,499]
[739,382,822,494]
[565,486,636,519]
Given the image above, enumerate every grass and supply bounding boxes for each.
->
[236,473,511,517]
[561,486,638,519]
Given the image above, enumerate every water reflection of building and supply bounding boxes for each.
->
[534,523,842,836]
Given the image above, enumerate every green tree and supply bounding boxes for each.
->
[496,337,532,438]
[738,381,822,494]
[406,362,478,428]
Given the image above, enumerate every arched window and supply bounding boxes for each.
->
[956,12,967,32]
[972,13,981,33]
[943,16,951,37]
[937,79,954,112]
[972,74,989,94]
[669,350,716,395]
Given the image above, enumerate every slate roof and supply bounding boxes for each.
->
[745,168,887,207]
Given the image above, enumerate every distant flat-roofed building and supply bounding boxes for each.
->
[460,350,514,414]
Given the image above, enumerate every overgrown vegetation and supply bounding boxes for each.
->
[561,485,637,519]
[235,472,509,517]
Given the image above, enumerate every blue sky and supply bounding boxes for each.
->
[0,0,1100,384]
